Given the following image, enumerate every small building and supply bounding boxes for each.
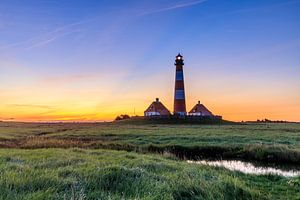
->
[144,98,171,117]
[188,101,214,116]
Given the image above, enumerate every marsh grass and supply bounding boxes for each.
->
[0,122,299,199]
[2,148,298,200]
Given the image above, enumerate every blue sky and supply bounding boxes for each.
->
[0,0,300,121]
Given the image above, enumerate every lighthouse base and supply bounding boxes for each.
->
[173,112,187,117]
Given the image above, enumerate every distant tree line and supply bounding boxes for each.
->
[115,114,130,121]
[255,119,288,123]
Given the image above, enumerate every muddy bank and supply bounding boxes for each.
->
[0,137,299,165]
[147,145,300,165]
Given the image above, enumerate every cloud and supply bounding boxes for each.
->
[0,16,99,50]
[138,0,207,16]
[0,1,207,50]
[7,104,53,109]
[26,29,82,49]
[40,73,104,85]
[0,117,15,121]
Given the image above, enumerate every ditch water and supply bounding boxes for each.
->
[187,160,300,177]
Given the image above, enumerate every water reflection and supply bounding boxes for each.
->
[187,160,300,177]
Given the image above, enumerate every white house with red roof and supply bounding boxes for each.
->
[144,98,171,116]
[188,101,214,116]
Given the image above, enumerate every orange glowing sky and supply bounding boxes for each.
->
[0,0,300,122]
[1,62,299,122]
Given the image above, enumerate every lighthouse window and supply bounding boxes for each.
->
[176,71,183,81]
[175,90,185,100]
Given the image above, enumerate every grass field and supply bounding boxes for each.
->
[1,122,300,164]
[0,121,299,199]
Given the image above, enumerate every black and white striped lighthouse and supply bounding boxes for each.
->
[173,53,187,116]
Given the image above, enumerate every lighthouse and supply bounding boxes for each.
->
[144,54,222,120]
[173,53,187,116]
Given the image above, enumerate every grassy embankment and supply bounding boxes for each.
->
[0,122,300,164]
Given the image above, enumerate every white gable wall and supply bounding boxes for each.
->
[145,112,161,116]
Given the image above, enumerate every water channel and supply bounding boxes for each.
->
[187,160,300,177]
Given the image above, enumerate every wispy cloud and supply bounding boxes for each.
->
[0,117,15,121]
[0,16,98,50]
[41,73,103,85]
[26,29,82,49]
[139,0,207,16]
[7,104,53,109]
[0,1,207,50]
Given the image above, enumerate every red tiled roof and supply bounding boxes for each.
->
[188,103,214,116]
[144,100,171,115]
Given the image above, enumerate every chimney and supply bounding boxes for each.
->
[155,98,159,102]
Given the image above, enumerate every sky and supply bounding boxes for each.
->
[0,0,300,122]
